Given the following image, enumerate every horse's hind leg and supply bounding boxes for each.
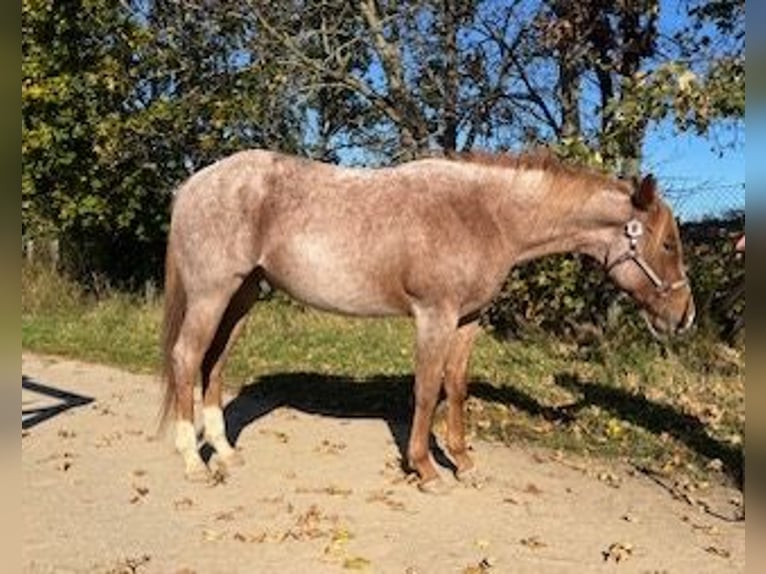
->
[444,320,480,480]
[173,287,240,481]
[200,273,261,469]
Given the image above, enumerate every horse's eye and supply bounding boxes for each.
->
[662,241,675,253]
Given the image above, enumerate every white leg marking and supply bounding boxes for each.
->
[203,406,241,464]
[175,419,208,480]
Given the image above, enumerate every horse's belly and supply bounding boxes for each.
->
[261,239,406,317]
[283,282,403,317]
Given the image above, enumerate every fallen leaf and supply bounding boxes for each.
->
[202,528,224,542]
[605,418,624,439]
[129,484,149,504]
[315,439,347,455]
[111,554,151,574]
[597,471,622,488]
[691,522,719,535]
[524,483,543,495]
[603,542,633,563]
[296,485,352,497]
[704,545,731,558]
[520,536,546,550]
[342,556,371,570]
[323,527,354,559]
[365,489,406,511]
[173,497,193,510]
[233,531,267,544]
[462,557,494,574]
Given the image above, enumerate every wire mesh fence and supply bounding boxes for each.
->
[664,180,745,223]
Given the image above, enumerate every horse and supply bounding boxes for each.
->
[160,149,695,490]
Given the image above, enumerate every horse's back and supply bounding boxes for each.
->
[168,150,508,317]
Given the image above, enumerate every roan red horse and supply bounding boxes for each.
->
[160,150,694,490]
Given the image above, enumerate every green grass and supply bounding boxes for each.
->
[22,265,744,488]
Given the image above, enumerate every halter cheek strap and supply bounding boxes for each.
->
[606,218,688,294]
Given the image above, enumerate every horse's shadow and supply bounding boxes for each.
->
[553,373,744,490]
[222,371,743,489]
[22,375,94,430]
[223,372,456,473]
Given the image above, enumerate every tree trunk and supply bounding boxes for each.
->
[559,54,581,140]
[440,0,459,153]
[359,0,429,159]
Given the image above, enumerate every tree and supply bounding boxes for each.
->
[22,0,304,282]
[531,0,744,174]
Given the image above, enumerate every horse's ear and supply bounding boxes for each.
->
[632,174,658,211]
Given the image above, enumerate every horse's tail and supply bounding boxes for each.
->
[159,238,186,429]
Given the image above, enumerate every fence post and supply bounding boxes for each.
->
[49,238,60,271]
[144,279,156,303]
[25,239,34,265]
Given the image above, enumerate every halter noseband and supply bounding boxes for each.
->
[607,218,688,294]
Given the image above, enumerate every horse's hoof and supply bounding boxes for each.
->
[456,466,487,489]
[417,476,452,495]
[184,462,212,483]
[210,450,243,475]
[221,449,245,468]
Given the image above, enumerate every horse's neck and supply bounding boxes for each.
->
[496,172,633,266]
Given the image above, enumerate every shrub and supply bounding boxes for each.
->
[484,214,745,346]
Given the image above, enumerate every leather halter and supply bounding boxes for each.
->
[607,218,688,294]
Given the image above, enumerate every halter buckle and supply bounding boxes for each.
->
[625,219,643,240]
[609,217,688,294]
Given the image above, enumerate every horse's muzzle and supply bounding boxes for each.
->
[641,294,695,339]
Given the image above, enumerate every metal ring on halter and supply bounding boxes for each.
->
[606,218,688,294]
[625,219,643,240]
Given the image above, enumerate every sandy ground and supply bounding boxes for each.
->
[22,353,745,573]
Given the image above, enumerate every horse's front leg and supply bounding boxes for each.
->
[444,320,480,479]
[408,306,456,492]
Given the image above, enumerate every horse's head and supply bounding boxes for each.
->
[606,175,695,337]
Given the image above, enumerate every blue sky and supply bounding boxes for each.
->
[643,120,744,221]
[640,0,745,221]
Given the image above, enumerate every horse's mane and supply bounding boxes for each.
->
[447,149,633,195]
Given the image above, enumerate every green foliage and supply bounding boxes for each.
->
[484,215,744,347]
[486,254,612,340]
[22,0,304,284]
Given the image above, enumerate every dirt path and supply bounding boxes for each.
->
[22,353,744,573]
